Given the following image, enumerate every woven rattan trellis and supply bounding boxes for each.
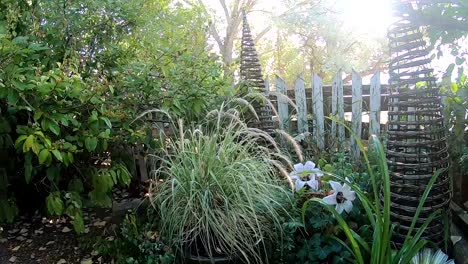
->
[240,12,275,134]
[386,1,451,247]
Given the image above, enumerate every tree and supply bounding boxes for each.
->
[0,0,228,227]
[258,0,388,85]
[395,0,468,79]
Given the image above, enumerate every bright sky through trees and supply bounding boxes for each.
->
[339,0,393,36]
[200,0,465,81]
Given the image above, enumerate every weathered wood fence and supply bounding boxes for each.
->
[268,71,389,160]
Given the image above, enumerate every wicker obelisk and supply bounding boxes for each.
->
[386,0,451,247]
[240,11,275,134]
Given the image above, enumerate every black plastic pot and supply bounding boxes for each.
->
[185,253,233,264]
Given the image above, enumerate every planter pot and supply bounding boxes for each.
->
[185,253,234,264]
[182,243,237,264]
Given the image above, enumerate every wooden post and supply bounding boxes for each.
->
[276,76,289,131]
[312,74,325,150]
[331,72,339,140]
[369,72,381,137]
[351,71,362,160]
[265,78,270,96]
[337,72,345,146]
[294,76,308,134]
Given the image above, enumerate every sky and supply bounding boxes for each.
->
[203,0,394,39]
[202,0,464,82]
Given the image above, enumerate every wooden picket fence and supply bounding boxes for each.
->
[267,71,390,160]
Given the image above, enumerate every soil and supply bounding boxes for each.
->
[0,189,144,264]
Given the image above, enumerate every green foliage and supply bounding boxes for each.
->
[272,155,371,264]
[395,1,468,78]
[0,0,227,228]
[150,106,293,263]
[273,190,353,264]
[304,135,444,264]
[259,0,387,84]
[442,76,468,203]
[89,164,132,208]
[94,212,174,264]
[317,152,371,192]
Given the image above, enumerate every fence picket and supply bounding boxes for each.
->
[351,71,363,160]
[268,71,384,157]
[337,72,345,146]
[369,72,381,136]
[276,76,289,131]
[331,73,339,140]
[294,76,308,134]
[312,74,325,150]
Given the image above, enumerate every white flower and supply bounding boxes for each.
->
[289,161,323,191]
[322,181,356,214]
[410,248,454,264]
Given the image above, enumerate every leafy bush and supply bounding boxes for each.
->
[442,76,468,204]
[305,135,445,264]
[273,189,354,264]
[0,0,228,229]
[272,156,370,264]
[94,212,174,264]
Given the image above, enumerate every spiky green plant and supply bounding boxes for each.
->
[149,105,296,263]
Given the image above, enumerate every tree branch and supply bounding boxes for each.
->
[196,0,224,50]
[219,0,230,21]
[254,25,272,42]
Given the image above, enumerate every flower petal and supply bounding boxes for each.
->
[335,203,345,214]
[294,163,304,173]
[329,181,343,192]
[309,174,317,181]
[345,190,356,201]
[323,193,337,205]
[289,173,298,180]
[296,179,306,191]
[314,170,324,177]
[343,200,353,213]
[342,183,352,193]
[306,179,319,190]
[304,161,316,171]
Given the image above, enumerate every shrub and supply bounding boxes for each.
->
[149,106,293,263]
[94,212,174,264]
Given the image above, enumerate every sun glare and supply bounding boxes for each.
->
[340,0,394,36]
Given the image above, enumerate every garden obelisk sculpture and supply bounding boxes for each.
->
[240,11,275,135]
[386,0,451,248]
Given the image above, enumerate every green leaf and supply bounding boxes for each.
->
[451,83,459,94]
[85,137,98,152]
[72,212,85,233]
[446,63,455,76]
[46,192,64,215]
[7,91,19,105]
[38,148,50,164]
[455,56,465,65]
[23,135,35,153]
[51,149,63,162]
[24,153,33,183]
[100,117,112,128]
[68,178,84,193]
[15,135,28,147]
[46,166,60,182]
[33,111,43,121]
[48,119,60,136]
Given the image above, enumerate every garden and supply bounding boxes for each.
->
[0,0,467,263]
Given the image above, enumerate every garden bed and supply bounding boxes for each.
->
[0,189,142,264]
